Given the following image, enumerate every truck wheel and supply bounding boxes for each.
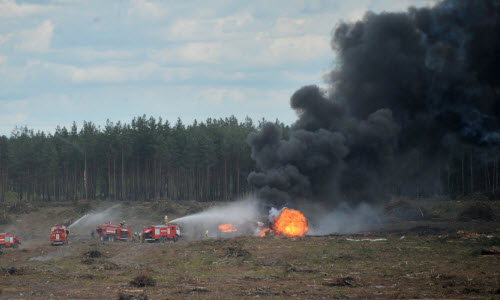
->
[13,242,19,249]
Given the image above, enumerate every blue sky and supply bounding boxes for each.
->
[0,0,435,136]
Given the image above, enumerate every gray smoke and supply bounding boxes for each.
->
[306,203,382,235]
[248,0,500,206]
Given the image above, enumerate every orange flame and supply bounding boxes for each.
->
[259,228,270,237]
[218,223,237,233]
[273,208,308,237]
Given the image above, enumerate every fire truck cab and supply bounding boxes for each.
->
[96,222,131,242]
[50,225,69,245]
[142,224,180,243]
[0,232,20,248]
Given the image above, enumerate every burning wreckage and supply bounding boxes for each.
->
[217,208,309,238]
[1,207,309,250]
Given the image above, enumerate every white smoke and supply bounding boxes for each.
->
[307,203,382,235]
[170,197,263,240]
[169,198,382,239]
[268,207,281,223]
[68,204,121,234]
[29,246,71,261]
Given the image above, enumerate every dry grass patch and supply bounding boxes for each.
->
[129,274,156,287]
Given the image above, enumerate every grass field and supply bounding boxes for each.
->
[0,200,499,299]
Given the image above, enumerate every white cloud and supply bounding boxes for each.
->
[179,42,224,64]
[69,62,158,83]
[0,99,29,111]
[44,62,193,83]
[369,0,437,12]
[232,72,245,80]
[48,0,83,3]
[69,48,138,62]
[152,42,225,64]
[266,89,293,106]
[282,70,323,85]
[127,0,169,18]
[17,20,54,52]
[199,88,245,105]
[0,0,56,18]
[167,13,254,41]
[273,17,312,36]
[152,33,329,67]
[259,35,330,65]
[161,67,192,81]
[0,33,13,44]
[0,59,41,83]
[0,113,28,123]
[0,0,437,135]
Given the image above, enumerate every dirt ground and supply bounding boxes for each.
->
[1,201,499,299]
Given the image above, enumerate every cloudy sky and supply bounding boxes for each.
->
[0,0,435,136]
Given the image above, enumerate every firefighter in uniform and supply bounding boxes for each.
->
[120,220,125,227]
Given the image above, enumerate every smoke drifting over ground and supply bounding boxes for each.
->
[170,198,381,237]
[306,203,381,235]
[248,0,500,206]
[29,247,71,261]
[170,198,264,239]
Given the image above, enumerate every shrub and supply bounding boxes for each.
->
[0,211,9,225]
[458,202,496,221]
[129,274,156,287]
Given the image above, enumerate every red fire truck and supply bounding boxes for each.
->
[142,224,180,243]
[96,222,131,242]
[0,232,20,248]
[50,224,69,245]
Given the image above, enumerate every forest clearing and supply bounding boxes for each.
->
[2,0,500,298]
[0,198,499,299]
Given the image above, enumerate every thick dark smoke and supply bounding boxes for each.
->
[248,0,500,206]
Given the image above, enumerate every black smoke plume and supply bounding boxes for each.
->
[248,0,500,206]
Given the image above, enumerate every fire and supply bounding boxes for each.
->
[218,223,237,233]
[259,228,270,237]
[272,208,308,237]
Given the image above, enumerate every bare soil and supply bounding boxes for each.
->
[0,201,499,299]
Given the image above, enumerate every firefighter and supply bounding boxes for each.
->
[164,215,168,225]
[139,232,144,243]
[133,232,138,242]
[90,231,95,239]
[205,230,209,239]
[120,220,125,227]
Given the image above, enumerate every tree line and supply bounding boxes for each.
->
[444,146,499,199]
[0,115,289,203]
[0,114,497,204]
